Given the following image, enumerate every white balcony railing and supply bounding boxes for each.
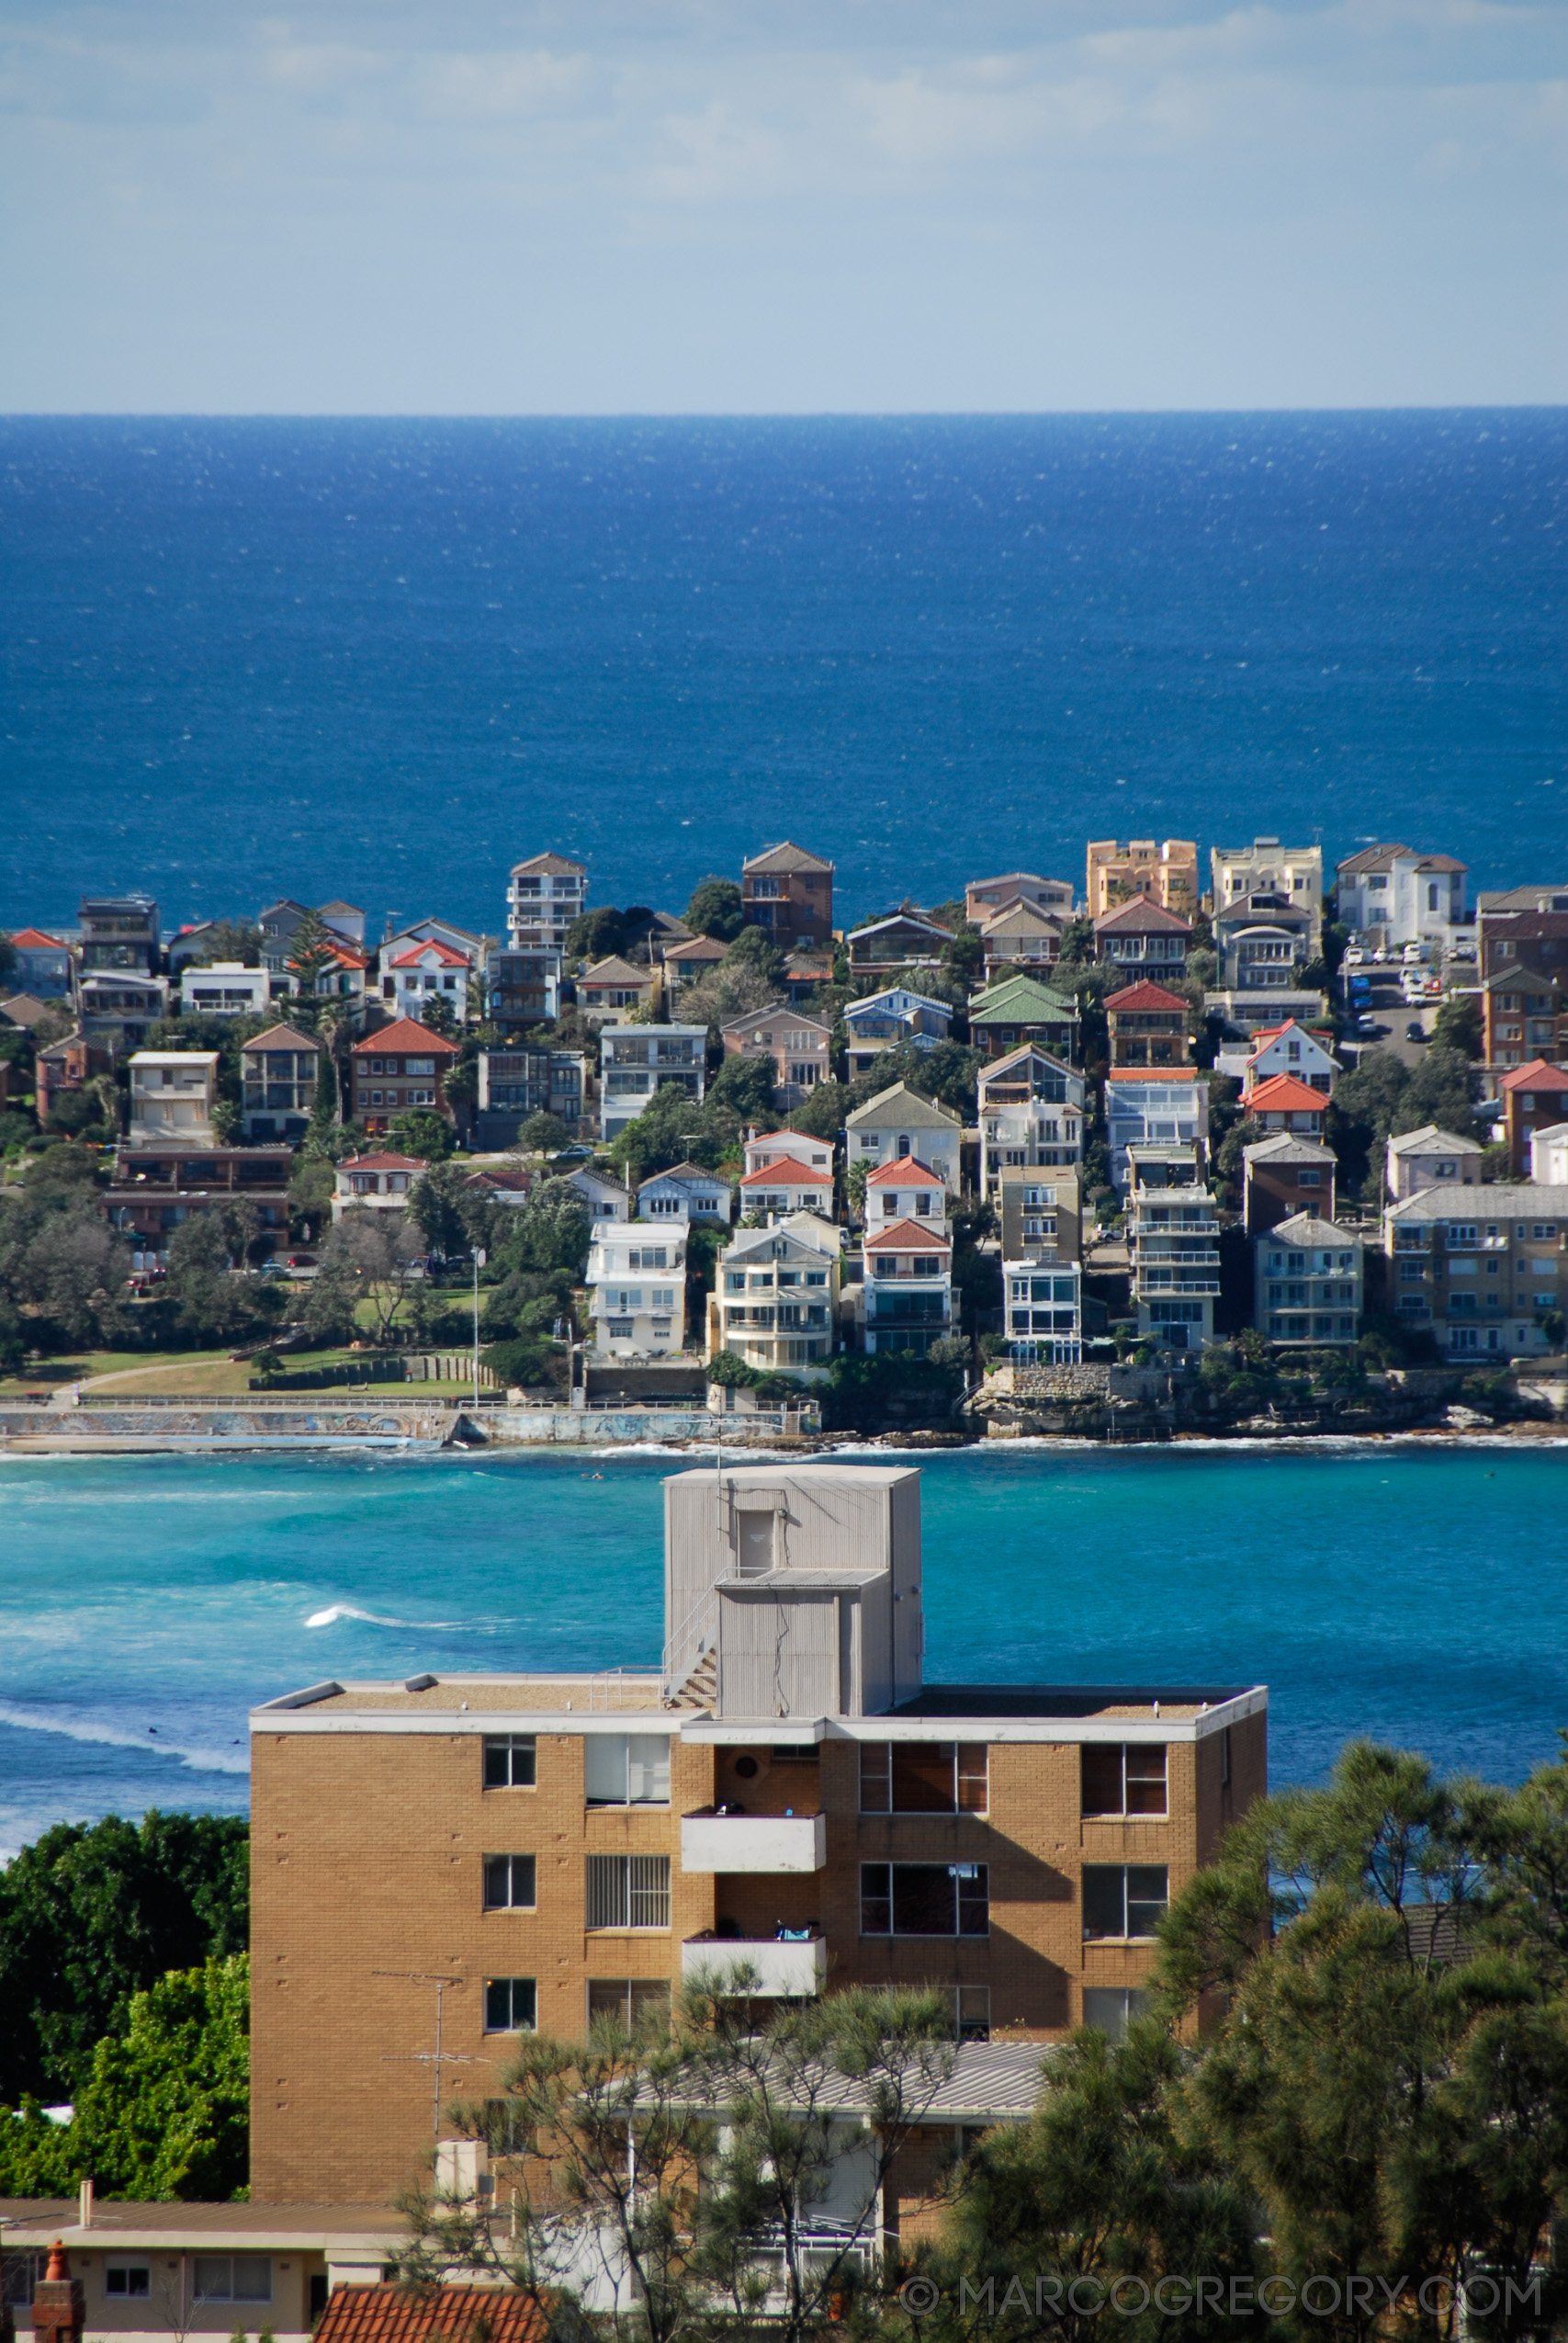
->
[682,1934,827,1997]
[681,1811,827,1873]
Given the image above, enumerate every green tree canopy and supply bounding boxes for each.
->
[0,1811,248,2104]
[188,921,263,968]
[388,1107,456,1162]
[1434,992,1484,1058]
[491,1177,592,1278]
[682,877,744,942]
[284,906,342,997]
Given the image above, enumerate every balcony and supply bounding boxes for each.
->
[682,1932,827,1997]
[681,1810,827,1873]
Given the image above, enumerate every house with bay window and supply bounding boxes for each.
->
[976,1045,1084,1201]
[707,1213,840,1374]
[720,1005,832,1109]
[1253,1214,1363,1346]
[249,1461,1268,2204]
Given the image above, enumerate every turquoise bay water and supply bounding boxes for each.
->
[1,1443,1563,1857]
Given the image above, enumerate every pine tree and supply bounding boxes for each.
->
[284,907,340,999]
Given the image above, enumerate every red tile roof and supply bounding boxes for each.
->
[1105,980,1189,1013]
[739,1157,831,1187]
[353,1019,461,1056]
[863,1217,952,1251]
[1105,1068,1202,1083]
[339,1152,427,1172]
[9,927,66,950]
[313,2286,546,2343]
[866,1154,943,1187]
[1499,1058,1568,1092]
[385,938,470,968]
[1247,1073,1326,1114]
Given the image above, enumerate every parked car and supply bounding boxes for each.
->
[285,1252,317,1268]
[1357,1013,1379,1036]
[1405,1020,1427,1042]
[1342,946,1366,968]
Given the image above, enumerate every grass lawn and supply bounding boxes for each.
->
[0,1347,241,1396]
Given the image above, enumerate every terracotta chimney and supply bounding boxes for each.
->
[32,2243,85,2343]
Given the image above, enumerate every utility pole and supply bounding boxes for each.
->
[471,1247,486,1412]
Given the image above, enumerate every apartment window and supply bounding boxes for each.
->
[955,1985,990,2043]
[1080,1743,1168,1817]
[485,1977,538,2032]
[193,2258,271,2305]
[483,1854,537,1909]
[1082,1864,1168,1940]
[485,1735,536,1787]
[860,1741,987,1814]
[105,2267,152,2300]
[588,1978,673,2032]
[587,1853,671,1930]
[1082,1987,1148,2043]
[585,1734,671,1805]
[861,1862,989,1937]
[2,2257,46,2310]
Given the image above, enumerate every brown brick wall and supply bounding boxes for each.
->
[253,1715,1264,2202]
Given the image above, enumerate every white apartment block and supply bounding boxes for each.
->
[128,1051,219,1146]
[178,962,271,1018]
[1336,844,1469,951]
[586,1223,688,1358]
[1105,1072,1210,1193]
[708,1213,840,1374]
[1126,1145,1220,1352]
[599,1024,707,1142]
[1210,837,1324,951]
[507,854,587,952]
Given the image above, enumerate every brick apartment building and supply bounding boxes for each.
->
[740,843,834,953]
[349,1018,461,1137]
[250,1464,1266,2204]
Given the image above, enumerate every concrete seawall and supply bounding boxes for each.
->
[0,1399,810,1452]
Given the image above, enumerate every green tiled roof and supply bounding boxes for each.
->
[968,974,1079,1022]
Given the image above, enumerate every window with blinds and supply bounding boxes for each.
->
[583,1734,671,1805]
[586,1853,671,1930]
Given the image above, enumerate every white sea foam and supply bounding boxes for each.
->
[0,1699,250,1775]
[304,1602,465,1629]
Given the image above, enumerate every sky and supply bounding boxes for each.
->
[0,0,1563,413]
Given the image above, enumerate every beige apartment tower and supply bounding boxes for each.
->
[1085,840,1199,922]
[250,1465,1266,2203]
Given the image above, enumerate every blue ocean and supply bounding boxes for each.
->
[2,411,1565,934]
[2,1443,1565,1855]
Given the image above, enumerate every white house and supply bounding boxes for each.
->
[1105,1071,1211,1192]
[379,935,475,1024]
[1531,1125,1568,1185]
[842,989,952,1080]
[585,1222,688,1358]
[599,1024,707,1142]
[127,1051,219,1146]
[1336,844,1470,951]
[333,1151,424,1218]
[1125,1143,1220,1352]
[738,1154,835,1220]
[506,851,587,953]
[566,1165,632,1222]
[1241,1019,1339,1099]
[864,1153,946,1228]
[1254,1213,1363,1347]
[976,1046,1085,1200]
[178,962,271,1019]
[637,1162,735,1224]
[1385,1125,1484,1201]
[844,1081,963,1194]
[707,1212,840,1375]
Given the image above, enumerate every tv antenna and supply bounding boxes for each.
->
[374,1970,493,2146]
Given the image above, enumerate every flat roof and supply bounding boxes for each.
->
[894,1683,1255,1722]
[0,2200,402,2244]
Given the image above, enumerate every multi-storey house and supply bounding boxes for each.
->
[76,972,169,1056]
[349,1018,461,1137]
[78,893,159,976]
[1239,1018,1337,1097]
[333,1153,424,1218]
[1105,981,1190,1068]
[506,853,587,953]
[1335,844,1469,951]
[708,1215,840,1372]
[1210,838,1324,953]
[1531,1127,1568,1183]
[998,1166,1082,1362]
[599,1024,707,1142]
[473,1048,586,1149]
[566,1165,631,1222]
[1254,1216,1363,1347]
[1383,1188,1568,1359]
[179,963,271,1019]
[104,1143,292,1267]
[1085,840,1198,922]
[577,957,657,1023]
[846,913,950,978]
[845,1082,963,1195]
[858,1196,953,1357]
[975,900,1068,979]
[1104,1071,1210,1191]
[965,872,1075,924]
[6,926,72,997]
[967,974,1079,1064]
[976,1047,1084,1202]
[743,1129,834,1183]
[486,948,566,1035]
[247,1461,1268,2202]
[1245,1074,1326,1138]
[738,1154,835,1221]
[35,1031,115,1129]
[1241,1132,1337,1235]
[1500,1063,1568,1179]
[720,1006,832,1108]
[740,843,833,952]
[128,1051,219,1146]
[1091,900,1192,977]
[1125,1144,1220,1351]
[585,1222,688,1358]
[843,990,951,1081]
[864,1154,946,1231]
[637,1165,735,1226]
[1476,911,1568,1067]
[240,1024,321,1143]
[1385,1126,1483,1202]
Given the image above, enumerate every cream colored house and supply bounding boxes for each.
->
[127,1051,219,1146]
[844,1081,963,1194]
